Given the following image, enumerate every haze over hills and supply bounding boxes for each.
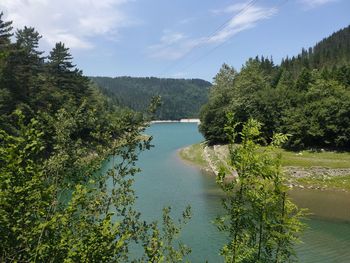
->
[90,76,211,120]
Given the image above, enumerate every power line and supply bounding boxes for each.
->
[162,0,289,77]
[158,0,259,77]
[204,0,259,44]
[175,0,289,74]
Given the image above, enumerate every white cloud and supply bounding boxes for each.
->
[148,31,202,60]
[160,31,186,45]
[207,3,277,44]
[211,3,248,14]
[0,0,133,50]
[178,17,196,25]
[149,2,277,60]
[299,0,338,8]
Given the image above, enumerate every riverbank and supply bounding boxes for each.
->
[151,118,200,124]
[179,143,350,191]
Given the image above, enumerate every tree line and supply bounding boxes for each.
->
[0,12,304,262]
[200,25,350,149]
[90,76,211,120]
[0,12,192,262]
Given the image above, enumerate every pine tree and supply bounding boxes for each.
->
[2,27,44,111]
[0,12,13,50]
[47,42,90,103]
[0,13,14,127]
[47,42,75,73]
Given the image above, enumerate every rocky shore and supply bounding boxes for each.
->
[179,143,350,192]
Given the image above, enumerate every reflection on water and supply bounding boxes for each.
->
[290,189,350,222]
[290,189,350,262]
[297,218,350,262]
[105,123,350,262]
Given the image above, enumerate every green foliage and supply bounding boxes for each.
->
[200,25,350,149]
[215,119,305,263]
[0,13,192,262]
[282,25,350,71]
[282,77,350,148]
[199,64,237,144]
[143,206,192,262]
[0,112,52,261]
[0,12,12,61]
[91,76,211,120]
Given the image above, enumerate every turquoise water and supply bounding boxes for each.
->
[115,123,350,262]
[133,123,225,262]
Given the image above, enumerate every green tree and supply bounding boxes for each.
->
[0,13,192,261]
[91,76,211,120]
[47,42,90,103]
[199,64,236,144]
[1,26,43,115]
[0,107,192,262]
[283,77,350,149]
[0,13,14,126]
[47,42,75,73]
[199,25,350,150]
[215,118,305,263]
[0,12,13,51]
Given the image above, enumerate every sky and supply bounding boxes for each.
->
[0,0,349,81]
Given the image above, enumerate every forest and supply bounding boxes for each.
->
[90,76,211,120]
[0,11,306,262]
[0,12,196,262]
[0,8,332,262]
[200,25,350,149]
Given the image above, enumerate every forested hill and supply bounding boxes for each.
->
[199,25,350,149]
[281,25,350,74]
[90,76,211,120]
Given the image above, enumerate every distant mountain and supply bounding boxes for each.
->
[281,25,350,74]
[90,76,211,120]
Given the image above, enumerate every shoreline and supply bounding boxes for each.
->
[178,143,237,180]
[178,143,350,192]
[175,148,211,173]
[151,118,200,124]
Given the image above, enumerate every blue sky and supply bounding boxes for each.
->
[1,0,349,81]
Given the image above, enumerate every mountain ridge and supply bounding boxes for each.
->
[90,76,211,120]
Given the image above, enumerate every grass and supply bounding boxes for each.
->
[178,143,350,191]
[180,143,350,169]
[278,149,350,168]
[179,143,207,167]
[296,175,350,191]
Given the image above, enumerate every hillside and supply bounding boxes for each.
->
[90,76,211,120]
[199,25,350,149]
[281,25,350,74]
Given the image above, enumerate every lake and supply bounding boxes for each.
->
[120,123,350,262]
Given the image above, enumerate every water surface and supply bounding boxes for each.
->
[117,123,350,262]
[134,123,225,262]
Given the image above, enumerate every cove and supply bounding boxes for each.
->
[116,123,350,262]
